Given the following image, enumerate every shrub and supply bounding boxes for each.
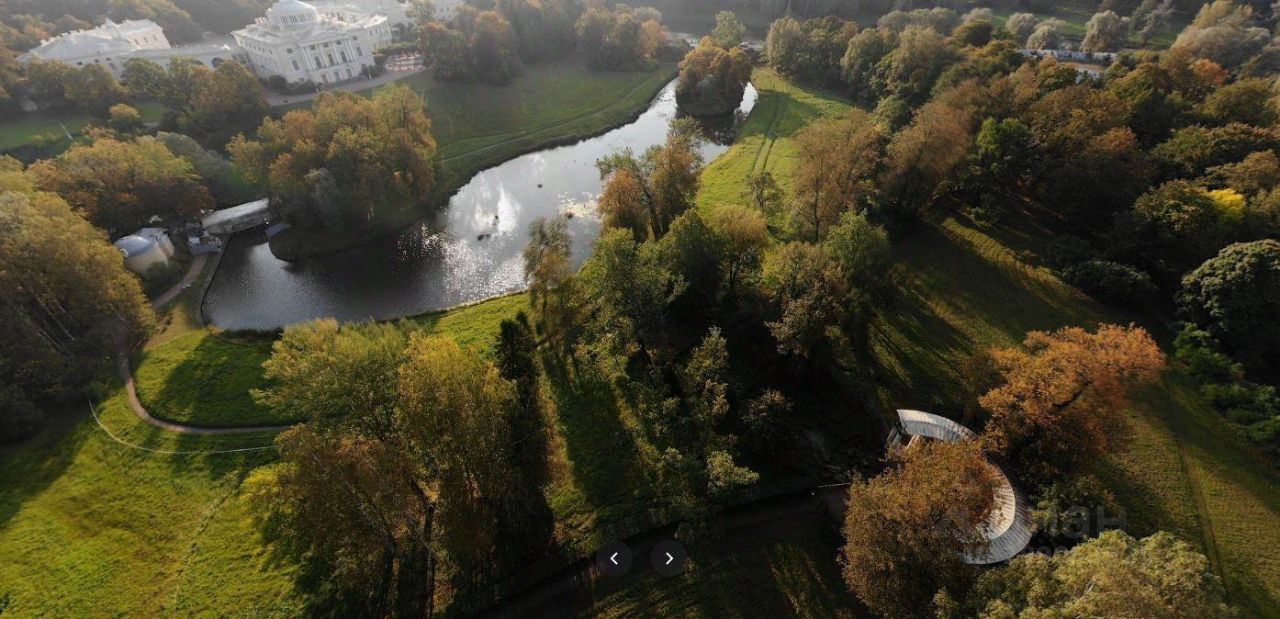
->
[1060,259,1157,305]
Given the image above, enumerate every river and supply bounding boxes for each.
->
[203,80,758,330]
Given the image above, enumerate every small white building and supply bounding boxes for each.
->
[232,0,393,87]
[115,228,176,276]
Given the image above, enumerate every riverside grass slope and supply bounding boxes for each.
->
[0,295,530,616]
[695,68,1280,616]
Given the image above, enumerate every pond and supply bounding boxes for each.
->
[202,80,757,330]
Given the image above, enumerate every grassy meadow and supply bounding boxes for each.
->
[0,102,166,153]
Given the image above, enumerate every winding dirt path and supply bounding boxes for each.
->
[112,254,294,436]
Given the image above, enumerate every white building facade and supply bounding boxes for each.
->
[232,0,394,86]
[20,18,250,78]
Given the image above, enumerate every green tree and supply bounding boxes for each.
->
[972,531,1233,617]
[711,10,746,49]
[1171,0,1270,69]
[659,210,727,315]
[763,242,846,364]
[469,10,522,85]
[741,170,784,215]
[710,204,767,298]
[523,216,576,341]
[255,319,406,435]
[1082,10,1128,53]
[396,334,518,593]
[0,179,154,443]
[823,210,891,298]
[65,64,128,117]
[1198,77,1277,127]
[578,227,683,361]
[22,59,76,111]
[839,27,895,105]
[877,25,955,106]
[1179,239,1280,374]
[1005,12,1038,44]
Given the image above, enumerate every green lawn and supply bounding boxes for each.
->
[0,102,166,152]
[397,60,677,191]
[0,393,299,617]
[696,68,852,223]
[0,293,538,615]
[132,330,281,428]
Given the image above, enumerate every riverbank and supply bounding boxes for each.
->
[267,60,678,260]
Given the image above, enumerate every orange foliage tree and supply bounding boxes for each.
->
[979,324,1166,482]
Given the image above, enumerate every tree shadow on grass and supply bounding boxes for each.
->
[0,405,93,530]
[541,352,646,516]
[139,333,278,428]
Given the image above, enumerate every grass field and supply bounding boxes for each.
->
[132,330,280,428]
[0,293,536,615]
[0,102,166,152]
[696,69,852,223]
[393,59,678,192]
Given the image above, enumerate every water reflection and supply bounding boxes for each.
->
[204,80,758,330]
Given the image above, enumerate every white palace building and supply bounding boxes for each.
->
[232,0,395,86]
[20,0,425,87]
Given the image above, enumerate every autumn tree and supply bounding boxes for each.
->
[31,135,212,234]
[879,95,973,228]
[596,120,704,240]
[841,440,995,618]
[709,204,768,297]
[675,37,751,116]
[979,325,1166,483]
[229,85,436,231]
[245,425,436,616]
[790,109,885,241]
[0,177,154,443]
[971,531,1233,617]
[397,335,519,595]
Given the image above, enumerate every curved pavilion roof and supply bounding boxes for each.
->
[893,409,1035,565]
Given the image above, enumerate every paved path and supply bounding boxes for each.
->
[151,253,209,309]
[111,254,293,436]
